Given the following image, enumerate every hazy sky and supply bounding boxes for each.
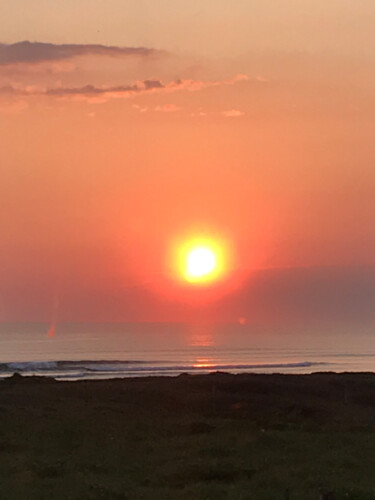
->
[2,0,375,56]
[0,1,374,322]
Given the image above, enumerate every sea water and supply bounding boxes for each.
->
[0,322,375,380]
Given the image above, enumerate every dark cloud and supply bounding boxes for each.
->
[45,84,143,96]
[0,85,22,95]
[143,79,164,89]
[0,74,251,104]
[35,75,247,101]
[0,79,165,99]
[45,80,165,98]
[0,41,161,65]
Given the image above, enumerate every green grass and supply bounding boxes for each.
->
[1,373,375,499]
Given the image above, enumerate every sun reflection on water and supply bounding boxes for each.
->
[186,323,214,347]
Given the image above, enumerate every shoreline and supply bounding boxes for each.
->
[0,366,373,382]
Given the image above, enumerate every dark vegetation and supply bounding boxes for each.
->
[1,372,375,499]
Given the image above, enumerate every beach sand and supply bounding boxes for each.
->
[1,372,375,499]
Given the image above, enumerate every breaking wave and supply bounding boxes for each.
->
[0,360,329,380]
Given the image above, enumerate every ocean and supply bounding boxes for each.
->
[1,322,375,380]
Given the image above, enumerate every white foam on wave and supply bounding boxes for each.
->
[0,359,329,380]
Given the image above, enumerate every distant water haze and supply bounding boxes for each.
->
[1,266,374,324]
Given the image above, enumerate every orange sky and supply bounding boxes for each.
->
[0,1,375,322]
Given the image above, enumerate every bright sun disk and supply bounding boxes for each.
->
[186,247,216,279]
[173,235,227,285]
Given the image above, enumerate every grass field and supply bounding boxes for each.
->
[1,372,375,499]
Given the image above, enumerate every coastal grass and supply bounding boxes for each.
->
[1,373,375,499]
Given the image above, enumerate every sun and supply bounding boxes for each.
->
[186,247,216,280]
[174,237,226,285]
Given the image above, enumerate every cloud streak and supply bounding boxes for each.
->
[45,79,164,101]
[154,104,181,112]
[44,74,249,100]
[222,109,245,117]
[46,74,250,102]
[0,41,161,66]
[0,74,251,104]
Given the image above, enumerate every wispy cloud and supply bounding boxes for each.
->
[44,79,164,102]
[0,84,43,96]
[222,109,245,117]
[0,41,161,66]
[0,85,21,95]
[133,104,182,113]
[42,74,249,102]
[154,104,181,112]
[0,74,252,105]
[191,108,245,118]
[170,73,249,92]
[132,104,149,113]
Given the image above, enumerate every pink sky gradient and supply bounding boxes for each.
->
[0,2,374,322]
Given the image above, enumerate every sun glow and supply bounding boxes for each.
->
[175,237,227,285]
